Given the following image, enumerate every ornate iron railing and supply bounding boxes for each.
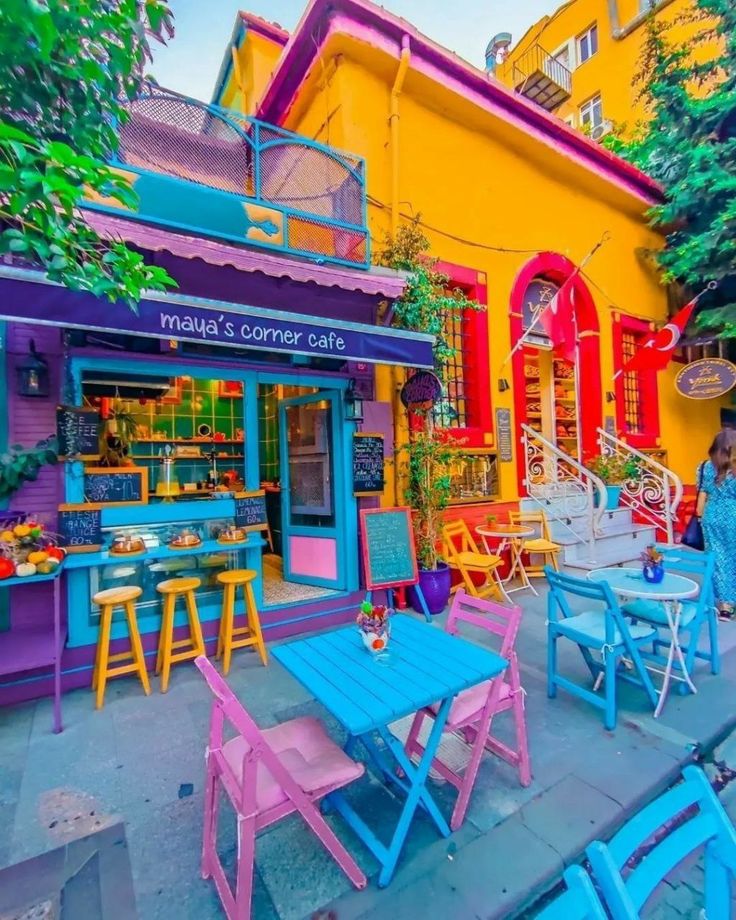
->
[522,424,607,558]
[597,428,683,544]
[85,86,369,269]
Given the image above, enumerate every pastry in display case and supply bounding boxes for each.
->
[168,529,202,549]
[217,524,247,545]
[110,533,147,556]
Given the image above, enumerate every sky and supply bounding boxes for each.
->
[151,0,560,102]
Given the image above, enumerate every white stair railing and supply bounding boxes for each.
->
[596,427,683,544]
[522,424,608,559]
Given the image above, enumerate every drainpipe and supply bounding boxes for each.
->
[381,35,411,506]
[608,0,677,40]
[390,35,411,236]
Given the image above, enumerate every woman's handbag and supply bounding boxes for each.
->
[681,463,705,551]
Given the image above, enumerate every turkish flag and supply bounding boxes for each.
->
[538,285,576,360]
[619,299,697,375]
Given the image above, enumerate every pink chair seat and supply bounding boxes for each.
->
[431,680,512,728]
[222,715,364,813]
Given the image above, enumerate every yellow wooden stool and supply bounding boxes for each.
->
[92,586,151,709]
[155,577,206,692]
[216,570,268,674]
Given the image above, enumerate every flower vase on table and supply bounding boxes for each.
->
[641,544,665,584]
[357,599,393,655]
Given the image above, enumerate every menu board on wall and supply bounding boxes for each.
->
[234,491,268,530]
[352,433,385,496]
[495,408,513,463]
[58,504,102,552]
[56,406,100,459]
[360,507,418,590]
[83,468,148,505]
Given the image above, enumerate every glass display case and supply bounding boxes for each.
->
[448,451,499,504]
[87,517,245,629]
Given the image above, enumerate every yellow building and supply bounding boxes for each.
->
[493,0,700,137]
[212,0,729,563]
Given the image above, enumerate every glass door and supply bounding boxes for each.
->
[278,391,346,590]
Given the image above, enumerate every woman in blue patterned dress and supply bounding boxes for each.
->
[696,429,736,619]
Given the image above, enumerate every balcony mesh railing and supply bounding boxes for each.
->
[114,87,368,266]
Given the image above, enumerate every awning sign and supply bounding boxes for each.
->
[0,271,434,370]
[675,358,736,400]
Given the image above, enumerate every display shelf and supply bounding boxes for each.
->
[64,534,263,570]
[132,455,246,460]
[135,438,243,444]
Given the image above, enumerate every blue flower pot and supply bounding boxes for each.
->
[643,563,665,584]
[594,485,623,509]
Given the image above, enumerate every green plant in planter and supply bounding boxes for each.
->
[100,399,139,467]
[404,424,463,570]
[587,453,642,484]
[0,438,58,499]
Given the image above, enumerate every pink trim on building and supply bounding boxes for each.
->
[254,0,661,206]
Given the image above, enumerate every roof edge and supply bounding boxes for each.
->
[255,0,661,207]
[239,11,290,45]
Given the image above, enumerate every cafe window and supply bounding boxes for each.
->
[431,263,491,447]
[613,314,660,448]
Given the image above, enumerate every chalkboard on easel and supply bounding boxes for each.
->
[360,507,418,590]
[56,406,100,459]
[58,504,102,552]
[353,433,385,496]
[234,491,268,530]
[83,468,148,506]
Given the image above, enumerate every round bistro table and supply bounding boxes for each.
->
[588,567,699,718]
[476,523,536,598]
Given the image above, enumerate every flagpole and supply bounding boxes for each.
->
[499,231,611,372]
[611,279,718,381]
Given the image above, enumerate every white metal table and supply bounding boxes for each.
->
[476,523,536,597]
[588,567,699,718]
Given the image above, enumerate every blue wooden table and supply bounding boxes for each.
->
[273,615,507,886]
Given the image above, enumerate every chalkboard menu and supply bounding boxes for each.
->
[58,504,102,552]
[495,408,513,463]
[56,406,100,459]
[83,467,148,505]
[360,507,418,590]
[234,491,268,530]
[353,433,385,496]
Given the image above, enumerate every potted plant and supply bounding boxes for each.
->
[100,399,138,467]
[587,453,642,509]
[0,438,58,501]
[404,426,459,614]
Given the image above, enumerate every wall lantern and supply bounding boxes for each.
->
[605,391,616,403]
[344,379,364,422]
[497,378,510,393]
[16,339,49,398]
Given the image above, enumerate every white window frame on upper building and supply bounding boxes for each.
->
[579,93,604,130]
[577,23,598,65]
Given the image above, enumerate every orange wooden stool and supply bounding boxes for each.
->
[92,586,151,709]
[155,577,206,692]
[216,569,268,674]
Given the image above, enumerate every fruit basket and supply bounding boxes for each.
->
[0,519,65,578]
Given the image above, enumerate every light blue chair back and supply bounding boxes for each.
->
[536,864,607,919]
[587,765,736,919]
[545,566,626,645]
[654,544,715,601]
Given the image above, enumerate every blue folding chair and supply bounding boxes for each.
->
[622,545,719,692]
[536,864,607,919]
[587,765,736,919]
[545,566,659,730]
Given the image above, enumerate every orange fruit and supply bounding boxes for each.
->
[13,524,30,537]
[0,531,14,543]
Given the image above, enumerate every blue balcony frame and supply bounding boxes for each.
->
[82,87,370,270]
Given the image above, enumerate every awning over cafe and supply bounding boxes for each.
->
[0,267,435,369]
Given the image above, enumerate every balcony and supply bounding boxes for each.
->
[83,87,369,269]
[500,44,572,112]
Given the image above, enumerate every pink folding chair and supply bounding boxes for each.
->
[195,656,366,918]
[404,590,531,831]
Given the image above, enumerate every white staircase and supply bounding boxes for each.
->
[520,425,682,570]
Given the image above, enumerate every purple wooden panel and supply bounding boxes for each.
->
[361,401,394,458]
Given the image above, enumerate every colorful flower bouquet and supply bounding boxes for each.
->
[641,544,665,584]
[357,599,393,655]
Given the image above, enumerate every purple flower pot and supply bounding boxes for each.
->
[408,562,452,615]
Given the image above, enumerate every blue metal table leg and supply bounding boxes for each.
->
[411,583,432,623]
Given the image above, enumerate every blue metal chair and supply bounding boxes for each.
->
[545,566,659,730]
[587,765,736,919]
[622,545,719,692]
[536,865,607,920]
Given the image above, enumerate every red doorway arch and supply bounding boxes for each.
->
[509,252,602,494]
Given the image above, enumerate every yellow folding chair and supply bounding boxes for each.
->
[442,520,505,601]
[509,510,561,578]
